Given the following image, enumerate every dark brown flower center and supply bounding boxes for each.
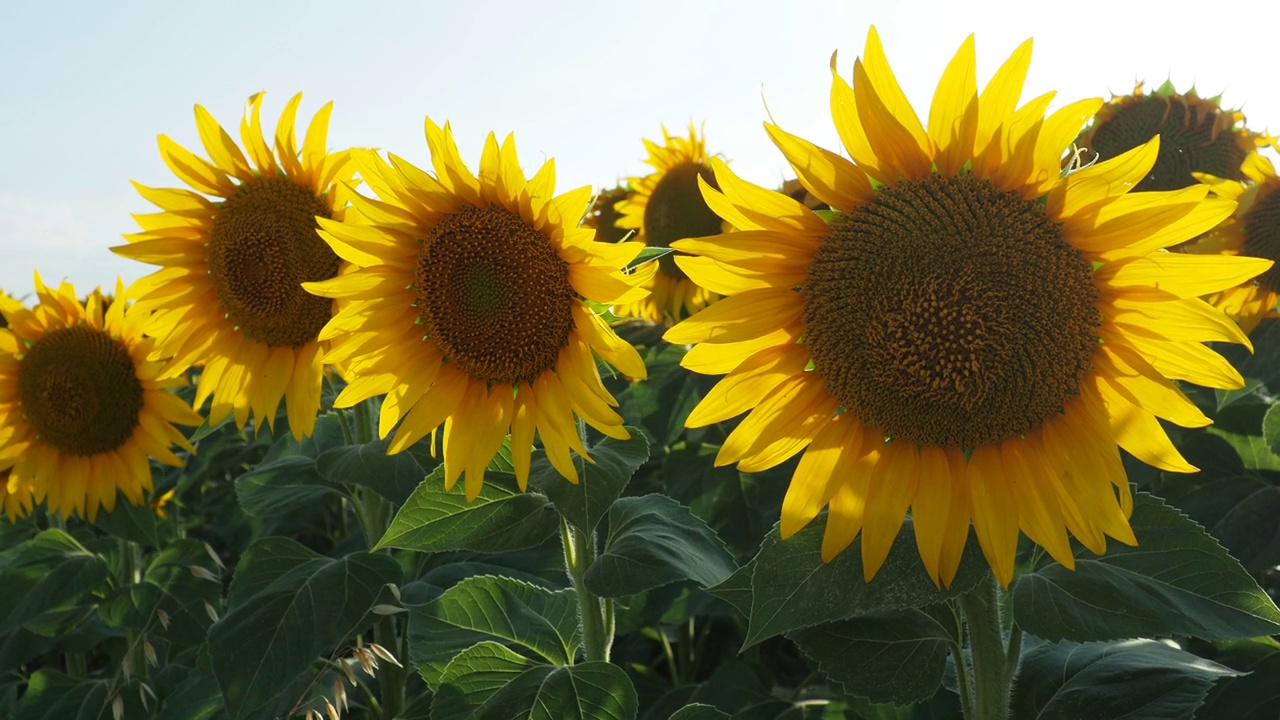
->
[207,176,337,347]
[644,162,722,277]
[1084,94,1250,192]
[587,187,632,244]
[17,326,144,456]
[803,174,1100,448]
[1243,184,1280,292]
[414,205,575,385]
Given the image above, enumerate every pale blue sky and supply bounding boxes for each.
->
[2,0,1276,296]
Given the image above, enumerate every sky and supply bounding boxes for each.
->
[1,0,1277,297]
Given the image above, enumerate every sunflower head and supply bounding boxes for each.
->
[1184,145,1280,331]
[665,28,1267,589]
[614,122,726,324]
[305,119,653,500]
[0,275,204,521]
[1078,81,1266,193]
[111,92,356,440]
[583,186,634,244]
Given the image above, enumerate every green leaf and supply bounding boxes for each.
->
[584,495,736,597]
[377,466,558,553]
[233,455,341,517]
[740,516,988,647]
[430,641,539,720]
[1196,649,1280,719]
[468,661,638,720]
[1012,639,1237,720]
[93,493,160,546]
[707,564,753,617]
[789,606,956,705]
[1012,492,1280,642]
[1264,403,1280,455]
[669,704,732,720]
[14,671,106,720]
[98,539,223,646]
[157,669,229,720]
[316,437,430,505]
[0,530,110,636]
[529,433,649,533]
[629,245,675,268]
[408,575,581,686]
[208,538,400,720]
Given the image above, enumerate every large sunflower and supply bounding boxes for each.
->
[664,29,1269,588]
[304,120,653,499]
[615,123,726,323]
[1186,146,1280,332]
[1077,81,1266,192]
[0,276,203,521]
[111,92,355,439]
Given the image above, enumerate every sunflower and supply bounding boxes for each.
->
[615,123,727,323]
[111,92,355,440]
[584,185,634,244]
[304,120,653,499]
[664,29,1269,588]
[1077,81,1266,193]
[1185,146,1280,332]
[0,276,203,521]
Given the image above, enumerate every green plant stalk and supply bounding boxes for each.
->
[118,538,148,681]
[65,651,88,679]
[561,518,610,662]
[957,577,1013,720]
[374,616,406,720]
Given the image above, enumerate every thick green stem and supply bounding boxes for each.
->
[118,539,148,681]
[561,518,610,662]
[375,616,406,720]
[957,578,1012,720]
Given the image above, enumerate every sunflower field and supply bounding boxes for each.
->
[4,26,1280,720]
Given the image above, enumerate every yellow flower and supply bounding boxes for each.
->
[665,29,1269,588]
[0,276,203,521]
[615,123,727,324]
[111,92,355,440]
[583,186,634,244]
[305,120,652,498]
[1186,146,1280,332]
[1,466,34,521]
[1078,81,1267,192]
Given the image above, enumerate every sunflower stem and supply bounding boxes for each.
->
[561,517,610,662]
[118,538,148,682]
[957,577,1012,720]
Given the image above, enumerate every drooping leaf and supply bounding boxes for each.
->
[789,606,957,705]
[378,466,558,554]
[740,517,988,647]
[407,574,581,686]
[584,494,736,597]
[0,530,110,636]
[529,433,649,533]
[208,537,400,720]
[1012,639,1237,720]
[1012,492,1280,642]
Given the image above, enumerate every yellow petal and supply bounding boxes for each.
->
[764,123,873,212]
[967,445,1019,588]
[861,441,919,582]
[926,34,978,177]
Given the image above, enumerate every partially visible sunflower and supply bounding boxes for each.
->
[305,120,653,499]
[1,466,33,521]
[665,29,1267,588]
[1185,146,1280,332]
[0,276,203,521]
[112,92,355,439]
[781,178,830,211]
[584,186,634,244]
[615,123,727,323]
[1078,81,1267,192]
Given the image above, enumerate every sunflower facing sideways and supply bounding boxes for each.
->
[0,277,203,521]
[1077,80,1267,193]
[614,123,727,323]
[1187,146,1280,332]
[304,121,653,499]
[112,92,355,439]
[664,28,1270,588]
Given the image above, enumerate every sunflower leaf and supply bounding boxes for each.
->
[668,705,732,720]
[233,455,342,518]
[1012,492,1280,642]
[377,466,558,553]
[208,538,400,720]
[1011,639,1237,720]
[788,606,958,706]
[1195,646,1280,719]
[316,436,432,505]
[0,530,110,637]
[738,516,989,648]
[406,575,581,687]
[529,432,649,533]
[433,652,638,720]
[584,494,736,597]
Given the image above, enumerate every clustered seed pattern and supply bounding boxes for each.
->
[1244,184,1280,292]
[414,205,576,385]
[644,162,722,277]
[1086,94,1250,192]
[803,174,1101,448]
[17,326,144,456]
[207,176,337,347]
